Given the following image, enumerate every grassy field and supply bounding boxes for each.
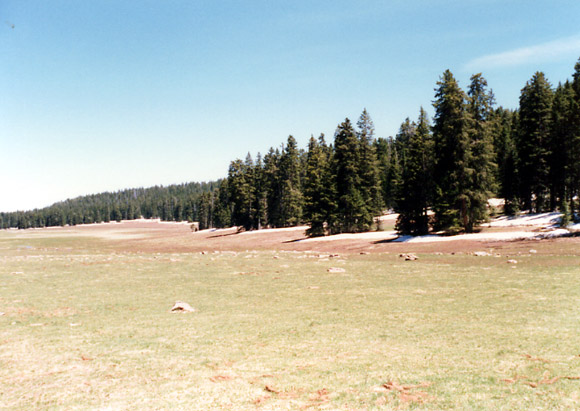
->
[1,229,580,410]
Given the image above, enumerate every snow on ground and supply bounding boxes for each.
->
[301,229,571,243]
[488,212,561,227]
[394,229,570,243]
[301,212,574,243]
[239,226,309,235]
[299,231,399,242]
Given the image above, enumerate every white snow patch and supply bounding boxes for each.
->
[299,231,398,243]
[488,198,505,207]
[239,226,309,235]
[488,212,561,227]
[377,213,399,222]
[394,229,569,243]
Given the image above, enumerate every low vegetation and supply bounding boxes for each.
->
[1,227,579,409]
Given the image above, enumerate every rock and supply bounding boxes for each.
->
[529,249,537,254]
[171,301,196,313]
[360,252,370,255]
[327,267,346,273]
[507,259,518,264]
[473,251,491,257]
[400,253,418,261]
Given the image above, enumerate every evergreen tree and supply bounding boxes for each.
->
[395,107,433,235]
[549,81,575,211]
[464,73,497,231]
[253,153,268,229]
[569,58,580,216]
[378,136,402,211]
[212,179,232,228]
[356,109,383,219]
[227,155,256,230]
[493,108,520,214]
[278,136,303,227]
[263,147,282,227]
[517,72,553,212]
[432,70,470,232]
[303,134,336,236]
[333,118,368,232]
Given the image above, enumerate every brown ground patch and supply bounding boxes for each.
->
[12,220,580,256]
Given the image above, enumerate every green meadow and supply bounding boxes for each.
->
[1,231,580,410]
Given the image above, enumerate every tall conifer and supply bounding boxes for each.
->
[432,70,470,232]
[356,109,383,219]
[333,118,367,232]
[395,108,433,235]
[517,72,553,212]
[464,73,497,231]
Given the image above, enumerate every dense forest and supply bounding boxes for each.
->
[0,182,221,230]
[3,58,580,236]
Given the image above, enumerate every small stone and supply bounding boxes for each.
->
[507,259,518,264]
[529,249,537,254]
[171,301,196,313]
[474,251,491,257]
[327,267,346,273]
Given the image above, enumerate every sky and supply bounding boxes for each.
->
[2,0,580,212]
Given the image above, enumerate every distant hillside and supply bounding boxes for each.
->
[0,181,223,229]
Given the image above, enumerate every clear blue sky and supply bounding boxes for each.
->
[2,0,580,212]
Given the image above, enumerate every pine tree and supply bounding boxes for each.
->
[212,179,232,228]
[517,72,553,212]
[432,70,470,232]
[263,147,282,227]
[493,108,520,215]
[253,153,268,229]
[375,136,400,211]
[304,134,336,236]
[333,118,367,232]
[569,58,580,216]
[279,136,303,227]
[395,107,433,235]
[227,155,256,231]
[549,81,576,211]
[356,109,383,220]
[464,73,497,231]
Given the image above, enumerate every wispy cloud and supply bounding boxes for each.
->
[465,34,580,71]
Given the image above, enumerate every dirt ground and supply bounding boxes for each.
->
[20,219,580,256]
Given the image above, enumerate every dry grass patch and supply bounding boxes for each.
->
[1,229,580,409]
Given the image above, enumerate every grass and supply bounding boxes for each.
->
[1,231,580,409]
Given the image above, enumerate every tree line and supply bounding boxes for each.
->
[224,58,580,236]
[0,182,222,230]
[3,58,580,235]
